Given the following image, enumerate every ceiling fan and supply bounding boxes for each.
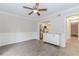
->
[23,3,47,16]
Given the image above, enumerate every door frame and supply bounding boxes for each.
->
[65,15,79,47]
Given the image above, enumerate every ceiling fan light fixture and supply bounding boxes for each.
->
[33,10,38,13]
[23,3,47,16]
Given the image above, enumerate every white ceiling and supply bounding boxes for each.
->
[0,3,79,20]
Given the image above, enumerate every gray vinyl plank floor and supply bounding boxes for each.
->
[0,37,79,56]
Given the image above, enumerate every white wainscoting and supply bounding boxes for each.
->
[0,32,65,47]
[0,32,39,46]
[43,33,65,47]
[43,33,60,45]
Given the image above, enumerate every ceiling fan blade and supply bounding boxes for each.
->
[37,12,40,16]
[28,11,33,15]
[39,9,47,11]
[23,6,33,10]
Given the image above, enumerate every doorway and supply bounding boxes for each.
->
[66,15,79,47]
[71,22,78,38]
[39,21,51,47]
[39,22,49,41]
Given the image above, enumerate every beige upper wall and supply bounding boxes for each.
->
[0,13,38,33]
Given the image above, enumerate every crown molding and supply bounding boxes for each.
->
[0,11,33,20]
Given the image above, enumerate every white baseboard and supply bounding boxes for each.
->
[0,32,39,46]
